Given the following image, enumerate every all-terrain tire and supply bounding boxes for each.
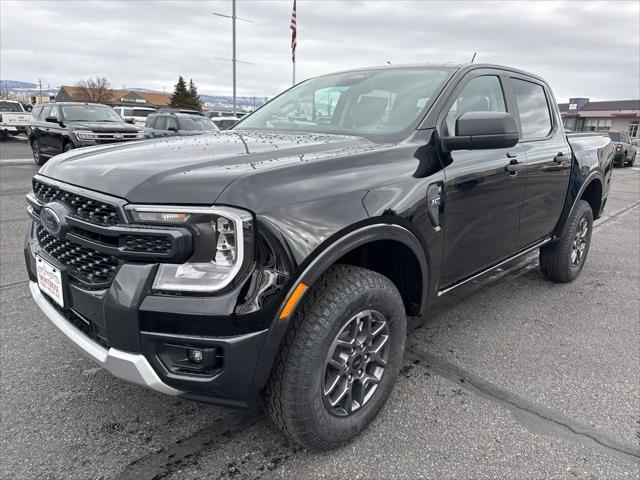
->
[32,139,46,166]
[264,264,406,450]
[540,199,593,283]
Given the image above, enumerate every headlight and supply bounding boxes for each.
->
[74,130,98,140]
[127,205,252,293]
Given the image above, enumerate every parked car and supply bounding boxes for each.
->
[0,99,30,139]
[24,64,614,450]
[28,102,141,166]
[608,131,636,166]
[112,106,156,130]
[210,116,240,130]
[143,111,219,138]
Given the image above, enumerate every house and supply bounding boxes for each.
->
[55,86,172,108]
[559,98,639,138]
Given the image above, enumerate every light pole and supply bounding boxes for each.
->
[212,0,253,116]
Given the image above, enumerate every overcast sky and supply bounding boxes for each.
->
[1,0,638,102]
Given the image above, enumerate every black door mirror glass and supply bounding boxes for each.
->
[125,117,135,124]
[442,111,519,151]
[45,116,59,123]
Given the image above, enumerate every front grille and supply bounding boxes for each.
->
[37,226,120,286]
[33,180,121,225]
[121,235,173,254]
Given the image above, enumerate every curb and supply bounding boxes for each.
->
[0,159,34,166]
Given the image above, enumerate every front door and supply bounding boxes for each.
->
[438,72,527,287]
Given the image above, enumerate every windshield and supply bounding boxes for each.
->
[0,101,24,112]
[237,67,452,137]
[61,105,123,122]
[608,132,621,142]
[178,116,219,132]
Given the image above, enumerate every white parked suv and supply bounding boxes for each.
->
[0,100,30,139]
[113,106,156,130]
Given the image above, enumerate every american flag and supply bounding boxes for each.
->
[290,0,297,63]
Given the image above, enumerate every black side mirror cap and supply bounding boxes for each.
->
[442,111,519,151]
[44,116,59,124]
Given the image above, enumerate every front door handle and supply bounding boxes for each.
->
[553,152,565,163]
[505,159,525,174]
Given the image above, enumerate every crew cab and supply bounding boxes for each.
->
[28,102,141,165]
[24,64,614,450]
[112,106,156,130]
[0,99,30,138]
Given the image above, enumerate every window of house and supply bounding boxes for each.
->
[629,121,639,138]
[445,75,506,136]
[512,78,552,139]
[584,118,612,131]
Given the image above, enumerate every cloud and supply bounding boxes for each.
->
[1,0,638,101]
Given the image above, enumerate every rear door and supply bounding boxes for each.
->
[438,70,527,287]
[508,76,571,247]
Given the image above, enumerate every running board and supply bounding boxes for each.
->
[437,237,552,297]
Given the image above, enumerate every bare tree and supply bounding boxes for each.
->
[75,77,112,103]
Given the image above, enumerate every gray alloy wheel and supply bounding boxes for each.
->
[570,217,589,266]
[322,309,390,417]
[32,140,46,166]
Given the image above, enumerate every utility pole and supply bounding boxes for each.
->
[38,79,42,102]
[212,1,253,116]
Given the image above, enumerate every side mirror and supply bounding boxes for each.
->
[125,117,136,124]
[168,126,178,132]
[45,116,59,124]
[442,111,519,151]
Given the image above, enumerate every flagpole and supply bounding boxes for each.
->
[293,62,295,86]
[291,0,296,86]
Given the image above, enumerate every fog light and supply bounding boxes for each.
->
[187,349,204,364]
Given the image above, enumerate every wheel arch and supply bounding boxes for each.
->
[554,171,605,239]
[249,222,429,394]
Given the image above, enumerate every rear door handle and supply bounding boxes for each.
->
[505,159,525,174]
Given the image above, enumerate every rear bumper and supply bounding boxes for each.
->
[29,281,182,396]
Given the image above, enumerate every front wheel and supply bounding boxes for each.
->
[540,199,593,283]
[32,139,46,166]
[264,265,406,450]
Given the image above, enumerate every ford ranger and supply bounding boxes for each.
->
[24,64,614,450]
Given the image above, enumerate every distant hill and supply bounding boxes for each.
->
[0,80,37,89]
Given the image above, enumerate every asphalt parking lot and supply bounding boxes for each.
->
[1,138,638,479]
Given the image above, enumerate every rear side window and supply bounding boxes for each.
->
[154,117,168,130]
[512,78,552,139]
[445,75,506,136]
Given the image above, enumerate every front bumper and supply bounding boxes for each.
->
[29,281,182,396]
[25,219,287,407]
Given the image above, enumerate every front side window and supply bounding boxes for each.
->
[238,67,452,138]
[512,78,552,139]
[445,75,506,136]
[154,117,168,130]
[166,117,178,130]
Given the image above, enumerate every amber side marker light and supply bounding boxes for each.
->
[279,282,308,320]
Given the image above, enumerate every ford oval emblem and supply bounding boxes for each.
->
[40,202,70,238]
[40,207,61,235]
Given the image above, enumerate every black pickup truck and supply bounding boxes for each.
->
[25,64,614,450]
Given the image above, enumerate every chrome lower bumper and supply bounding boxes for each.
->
[29,281,182,396]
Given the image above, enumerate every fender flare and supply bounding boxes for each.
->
[555,170,604,239]
[248,222,429,393]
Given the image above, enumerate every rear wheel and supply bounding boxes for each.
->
[32,139,46,166]
[540,199,593,283]
[264,265,406,450]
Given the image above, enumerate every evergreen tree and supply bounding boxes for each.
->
[169,76,190,109]
[188,79,203,112]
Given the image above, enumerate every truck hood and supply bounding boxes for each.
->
[38,131,371,204]
[65,121,139,133]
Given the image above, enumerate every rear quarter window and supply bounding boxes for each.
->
[512,78,552,140]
